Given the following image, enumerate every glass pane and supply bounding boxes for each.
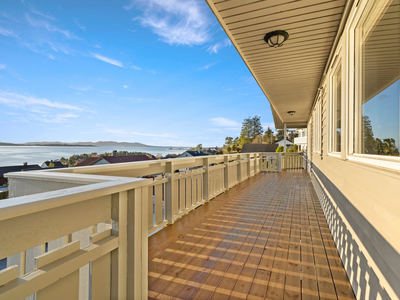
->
[357,0,400,156]
[333,66,342,152]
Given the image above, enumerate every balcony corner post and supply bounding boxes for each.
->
[203,157,210,202]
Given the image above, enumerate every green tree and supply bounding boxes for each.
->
[224,137,233,145]
[252,135,263,144]
[362,116,377,154]
[239,115,264,147]
[276,129,284,141]
[195,144,203,151]
[377,138,399,156]
[263,127,274,144]
[276,146,284,152]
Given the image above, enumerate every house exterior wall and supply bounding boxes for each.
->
[308,1,400,299]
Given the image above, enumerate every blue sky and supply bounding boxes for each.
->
[0,0,274,146]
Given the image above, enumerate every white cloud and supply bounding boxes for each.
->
[32,113,79,123]
[69,86,92,91]
[29,5,55,20]
[207,38,231,54]
[0,91,83,111]
[0,27,20,38]
[197,62,216,71]
[74,19,86,30]
[130,65,141,70]
[26,13,79,40]
[0,64,5,69]
[123,85,128,89]
[210,117,241,127]
[90,52,123,68]
[128,0,211,46]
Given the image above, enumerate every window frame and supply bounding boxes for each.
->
[347,0,400,168]
[328,50,343,158]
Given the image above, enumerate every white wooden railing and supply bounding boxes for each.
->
[1,152,273,299]
[281,152,304,169]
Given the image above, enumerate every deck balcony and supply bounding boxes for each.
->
[0,153,357,299]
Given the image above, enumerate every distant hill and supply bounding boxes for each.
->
[0,141,154,147]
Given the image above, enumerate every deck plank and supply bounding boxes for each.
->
[148,170,356,300]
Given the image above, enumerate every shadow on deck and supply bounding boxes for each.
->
[148,170,356,300]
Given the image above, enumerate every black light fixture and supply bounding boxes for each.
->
[264,30,289,48]
[287,111,296,115]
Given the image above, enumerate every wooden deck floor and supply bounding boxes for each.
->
[148,170,356,300]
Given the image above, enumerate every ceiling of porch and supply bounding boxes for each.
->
[206,0,348,128]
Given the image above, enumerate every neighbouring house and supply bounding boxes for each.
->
[241,143,278,153]
[41,160,65,169]
[177,150,208,158]
[0,163,42,186]
[276,138,293,148]
[202,148,218,155]
[294,128,308,152]
[76,154,154,167]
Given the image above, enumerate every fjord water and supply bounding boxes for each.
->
[0,146,187,167]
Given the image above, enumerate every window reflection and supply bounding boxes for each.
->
[333,65,342,152]
[357,0,400,156]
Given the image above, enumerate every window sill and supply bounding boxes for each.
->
[328,152,341,159]
[348,154,400,171]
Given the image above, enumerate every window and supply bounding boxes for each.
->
[332,64,342,153]
[355,0,400,157]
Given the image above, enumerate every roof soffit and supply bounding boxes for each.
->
[206,0,347,128]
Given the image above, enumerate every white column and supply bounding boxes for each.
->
[283,122,287,153]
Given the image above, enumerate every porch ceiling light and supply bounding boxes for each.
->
[287,111,296,115]
[264,30,289,48]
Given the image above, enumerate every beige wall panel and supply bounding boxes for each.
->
[0,196,111,258]
[36,270,79,300]
[313,157,400,250]
[91,254,111,300]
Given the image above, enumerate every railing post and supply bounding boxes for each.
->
[247,154,251,179]
[237,154,242,182]
[165,161,175,224]
[254,153,258,175]
[116,188,149,299]
[224,155,230,190]
[278,153,282,172]
[203,157,210,202]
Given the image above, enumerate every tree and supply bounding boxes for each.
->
[377,138,399,156]
[195,144,203,151]
[224,137,233,146]
[276,129,284,141]
[252,135,263,143]
[276,146,284,152]
[362,116,377,154]
[263,127,274,144]
[239,115,264,147]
